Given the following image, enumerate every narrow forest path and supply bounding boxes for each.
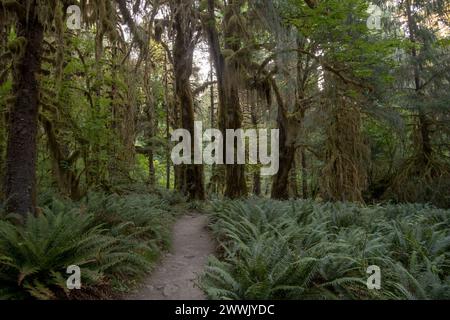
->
[125,214,214,300]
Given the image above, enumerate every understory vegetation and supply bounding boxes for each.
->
[201,199,450,299]
[0,189,184,299]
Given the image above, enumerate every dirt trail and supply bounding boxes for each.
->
[125,214,214,300]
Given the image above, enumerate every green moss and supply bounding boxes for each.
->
[7,36,27,57]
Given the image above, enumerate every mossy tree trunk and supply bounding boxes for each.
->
[250,92,261,196]
[405,0,432,165]
[0,22,8,199]
[319,74,368,202]
[270,78,297,200]
[4,2,44,218]
[204,0,247,198]
[42,119,82,200]
[172,0,205,200]
[144,58,156,187]
[300,148,308,198]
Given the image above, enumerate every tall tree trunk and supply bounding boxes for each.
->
[288,154,299,198]
[207,61,219,194]
[146,69,156,188]
[121,72,137,173]
[163,53,171,189]
[172,0,204,200]
[143,58,156,187]
[270,30,303,200]
[222,0,247,198]
[204,0,247,198]
[250,91,261,196]
[109,41,120,181]
[270,79,296,199]
[296,36,309,199]
[5,4,44,218]
[300,148,308,198]
[0,22,8,199]
[405,0,432,164]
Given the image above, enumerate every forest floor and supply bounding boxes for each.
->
[124,213,214,300]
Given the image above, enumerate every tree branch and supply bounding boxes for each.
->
[193,81,216,95]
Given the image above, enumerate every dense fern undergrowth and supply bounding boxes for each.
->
[201,199,450,300]
[0,188,185,300]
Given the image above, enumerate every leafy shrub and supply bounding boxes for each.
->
[155,187,186,206]
[0,192,175,300]
[81,192,174,255]
[0,208,111,299]
[201,199,450,299]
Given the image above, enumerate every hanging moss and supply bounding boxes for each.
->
[319,77,370,203]
[7,36,27,57]
[53,1,64,88]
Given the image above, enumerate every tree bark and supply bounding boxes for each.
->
[300,148,308,198]
[0,23,8,199]
[270,78,296,200]
[5,4,44,218]
[207,61,219,194]
[164,54,171,189]
[250,90,261,196]
[203,0,247,198]
[172,0,205,200]
[288,155,299,198]
[405,0,432,164]
[144,59,156,187]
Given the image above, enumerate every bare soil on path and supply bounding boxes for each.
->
[125,214,214,300]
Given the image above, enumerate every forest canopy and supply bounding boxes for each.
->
[0,0,449,211]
